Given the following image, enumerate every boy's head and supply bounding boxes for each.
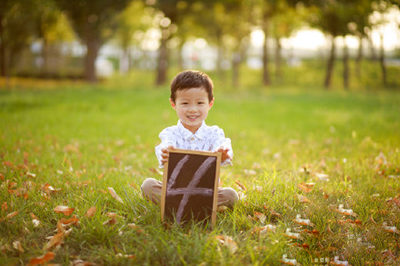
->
[170,70,214,104]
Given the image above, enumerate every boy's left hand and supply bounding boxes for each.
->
[216,148,231,162]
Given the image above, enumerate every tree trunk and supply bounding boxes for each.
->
[0,14,6,77]
[367,33,377,61]
[343,38,349,89]
[85,36,100,83]
[275,36,282,80]
[379,32,387,86]
[262,16,270,86]
[232,52,240,89]
[42,38,49,77]
[156,34,168,86]
[324,36,336,89]
[355,34,363,79]
[119,47,129,74]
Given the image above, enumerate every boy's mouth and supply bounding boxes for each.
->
[187,115,199,120]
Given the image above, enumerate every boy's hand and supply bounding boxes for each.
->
[161,146,174,165]
[216,148,231,163]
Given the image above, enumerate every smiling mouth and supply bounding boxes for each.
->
[187,115,199,120]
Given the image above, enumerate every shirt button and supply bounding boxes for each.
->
[190,137,195,141]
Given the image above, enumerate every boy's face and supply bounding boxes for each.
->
[170,87,214,134]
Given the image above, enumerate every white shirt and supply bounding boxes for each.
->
[155,120,233,168]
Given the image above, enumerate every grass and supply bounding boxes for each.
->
[0,73,400,265]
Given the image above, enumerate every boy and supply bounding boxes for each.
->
[141,70,238,207]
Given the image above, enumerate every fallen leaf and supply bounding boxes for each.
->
[41,183,61,195]
[296,195,310,203]
[108,187,124,204]
[215,235,238,253]
[44,232,64,250]
[54,206,75,216]
[116,253,137,259]
[297,183,312,193]
[31,213,40,227]
[12,241,24,253]
[103,218,117,226]
[235,180,247,191]
[127,223,144,234]
[28,252,55,266]
[72,259,96,266]
[253,211,266,224]
[106,212,118,218]
[85,206,97,218]
[0,211,19,222]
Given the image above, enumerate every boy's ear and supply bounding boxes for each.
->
[169,98,176,108]
[209,98,215,108]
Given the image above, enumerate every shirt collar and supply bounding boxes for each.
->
[177,120,207,140]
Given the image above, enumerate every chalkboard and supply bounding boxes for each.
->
[160,149,221,228]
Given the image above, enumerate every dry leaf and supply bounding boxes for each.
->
[297,183,312,193]
[296,195,310,203]
[103,218,117,226]
[253,211,266,224]
[41,183,61,195]
[1,202,7,211]
[31,213,40,227]
[54,206,75,216]
[28,252,55,266]
[12,241,24,253]
[85,206,97,218]
[72,259,96,266]
[0,211,19,222]
[108,187,124,204]
[235,180,247,191]
[215,235,238,253]
[44,232,64,250]
[293,214,315,227]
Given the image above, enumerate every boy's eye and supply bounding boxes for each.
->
[198,102,205,105]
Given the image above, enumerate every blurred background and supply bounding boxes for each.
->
[0,0,399,89]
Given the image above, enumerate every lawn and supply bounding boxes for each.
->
[1,77,400,265]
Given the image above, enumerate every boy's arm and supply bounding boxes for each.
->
[213,127,233,166]
[155,129,175,168]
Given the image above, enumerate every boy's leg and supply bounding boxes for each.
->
[141,178,162,204]
[217,187,239,207]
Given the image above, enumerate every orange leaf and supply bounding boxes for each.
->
[28,252,55,266]
[103,218,117,226]
[45,232,64,250]
[215,235,238,253]
[108,187,124,204]
[254,211,266,223]
[54,206,75,216]
[12,241,24,253]
[235,180,247,191]
[1,202,8,211]
[85,206,97,218]
[6,211,18,219]
[297,183,312,193]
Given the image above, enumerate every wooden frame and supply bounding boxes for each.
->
[160,149,221,228]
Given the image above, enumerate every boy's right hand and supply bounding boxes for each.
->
[161,146,174,165]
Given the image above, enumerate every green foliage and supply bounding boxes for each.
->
[0,78,399,265]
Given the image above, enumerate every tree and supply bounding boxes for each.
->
[0,0,35,78]
[253,0,289,86]
[35,0,75,76]
[56,0,131,82]
[114,0,153,74]
[270,3,305,80]
[147,0,191,85]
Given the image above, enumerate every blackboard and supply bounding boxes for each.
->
[160,149,221,228]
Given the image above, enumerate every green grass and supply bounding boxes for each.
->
[0,75,400,265]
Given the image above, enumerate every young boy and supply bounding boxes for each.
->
[141,70,238,207]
